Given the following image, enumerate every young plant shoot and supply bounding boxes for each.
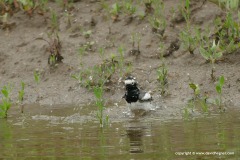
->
[215,75,225,109]
[199,40,223,80]
[94,86,109,127]
[0,85,12,118]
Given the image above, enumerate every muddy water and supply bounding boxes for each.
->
[0,104,240,159]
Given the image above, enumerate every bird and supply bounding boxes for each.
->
[123,76,152,104]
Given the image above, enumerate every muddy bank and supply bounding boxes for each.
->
[0,0,240,119]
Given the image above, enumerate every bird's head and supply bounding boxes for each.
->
[124,76,137,85]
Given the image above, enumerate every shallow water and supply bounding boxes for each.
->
[0,104,240,159]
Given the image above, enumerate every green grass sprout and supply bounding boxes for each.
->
[0,85,12,118]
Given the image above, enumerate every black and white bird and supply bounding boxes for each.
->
[123,76,152,104]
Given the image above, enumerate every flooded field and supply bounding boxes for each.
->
[0,104,240,159]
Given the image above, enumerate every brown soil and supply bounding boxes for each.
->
[0,0,239,114]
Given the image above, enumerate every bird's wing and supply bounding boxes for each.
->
[139,91,152,101]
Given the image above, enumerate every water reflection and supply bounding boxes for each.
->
[0,105,240,159]
[126,120,144,153]
[125,118,152,154]
[98,128,108,159]
[0,119,13,159]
